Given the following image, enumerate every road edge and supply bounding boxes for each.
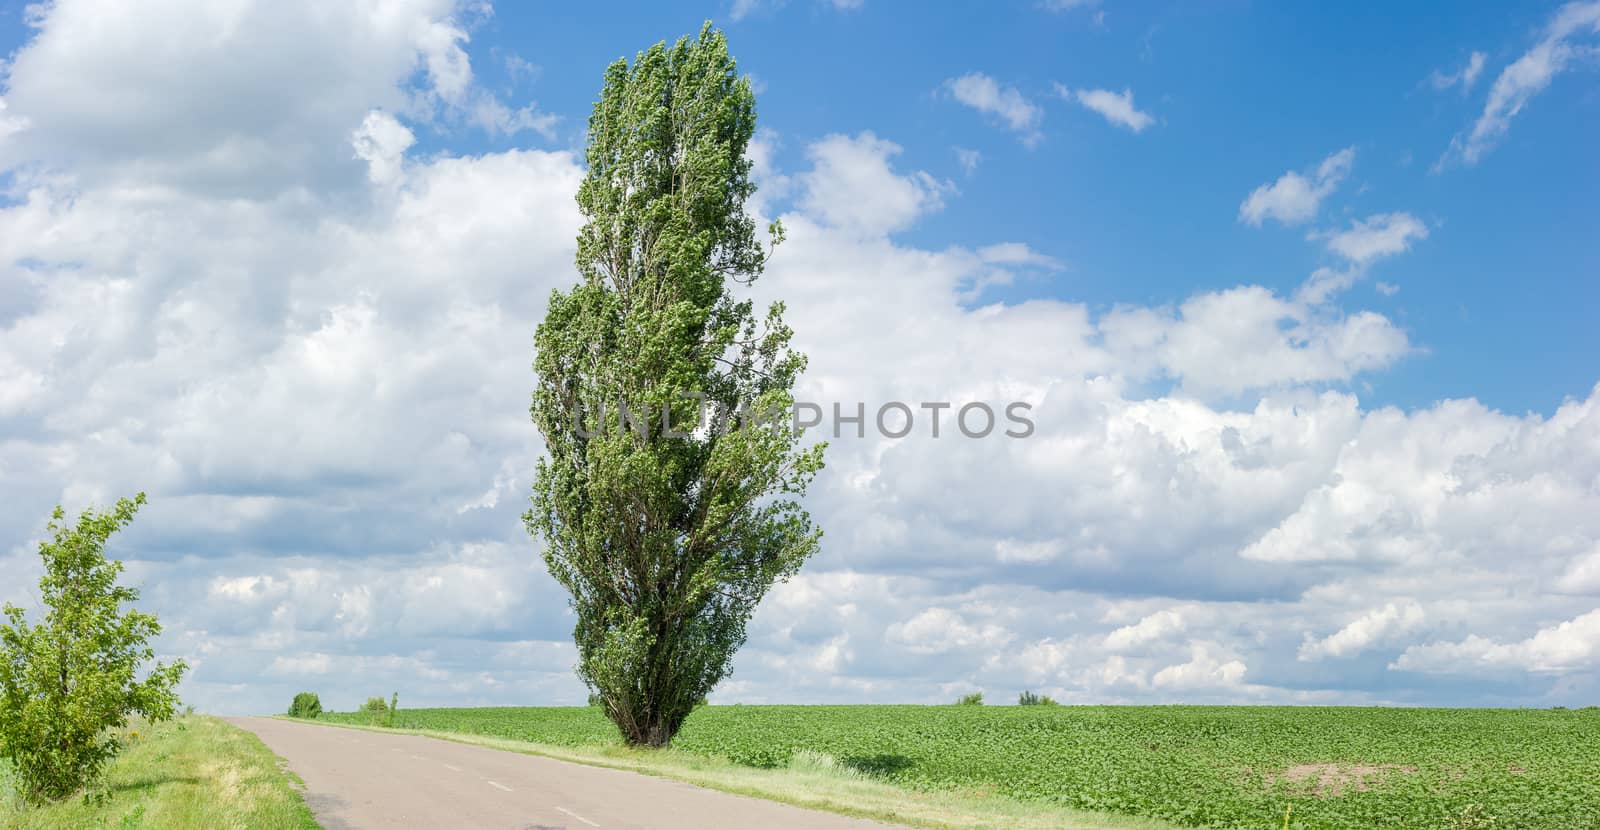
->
[266,716,1177,830]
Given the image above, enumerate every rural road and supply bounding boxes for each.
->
[228,717,901,829]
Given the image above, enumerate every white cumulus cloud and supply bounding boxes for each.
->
[1316,212,1430,265]
[1300,601,1425,661]
[1394,609,1600,674]
[944,72,1044,146]
[799,132,954,237]
[1060,85,1156,132]
[1239,148,1355,227]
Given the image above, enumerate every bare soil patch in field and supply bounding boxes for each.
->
[1271,762,1418,798]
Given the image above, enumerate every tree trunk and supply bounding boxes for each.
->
[613,696,682,748]
[641,719,672,748]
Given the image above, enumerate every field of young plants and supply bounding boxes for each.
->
[320,704,1600,829]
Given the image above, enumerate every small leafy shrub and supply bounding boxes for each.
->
[0,494,187,803]
[359,695,403,726]
[287,692,322,719]
[956,692,984,706]
[1018,690,1059,706]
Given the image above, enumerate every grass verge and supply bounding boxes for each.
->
[1,715,319,830]
[286,717,1177,830]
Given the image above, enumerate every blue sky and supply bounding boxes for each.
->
[451,1,1600,413]
[0,0,1597,715]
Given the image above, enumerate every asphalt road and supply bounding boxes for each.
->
[228,716,900,830]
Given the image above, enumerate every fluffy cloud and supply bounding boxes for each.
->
[1238,148,1355,227]
[1099,287,1410,396]
[1316,212,1429,264]
[1151,643,1249,692]
[1300,601,1425,661]
[1557,545,1600,594]
[1058,85,1156,132]
[2,1,1598,717]
[799,132,953,237]
[1441,1,1600,167]
[944,72,1044,146]
[352,110,417,186]
[1105,609,1189,651]
[1293,212,1428,305]
[0,0,553,197]
[1394,610,1600,674]
[887,608,1013,655]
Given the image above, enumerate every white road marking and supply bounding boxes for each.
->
[557,806,600,827]
[487,780,513,792]
[441,763,463,772]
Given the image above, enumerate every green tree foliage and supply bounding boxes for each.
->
[527,23,824,748]
[956,693,984,706]
[287,692,321,719]
[1018,690,1059,706]
[0,493,187,803]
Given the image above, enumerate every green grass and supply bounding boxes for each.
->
[321,704,1600,830]
[1,715,320,830]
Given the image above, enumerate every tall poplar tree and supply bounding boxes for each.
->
[526,24,825,747]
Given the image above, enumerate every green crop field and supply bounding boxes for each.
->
[321,704,1599,829]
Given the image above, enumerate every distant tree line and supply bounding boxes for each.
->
[952,691,1061,706]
